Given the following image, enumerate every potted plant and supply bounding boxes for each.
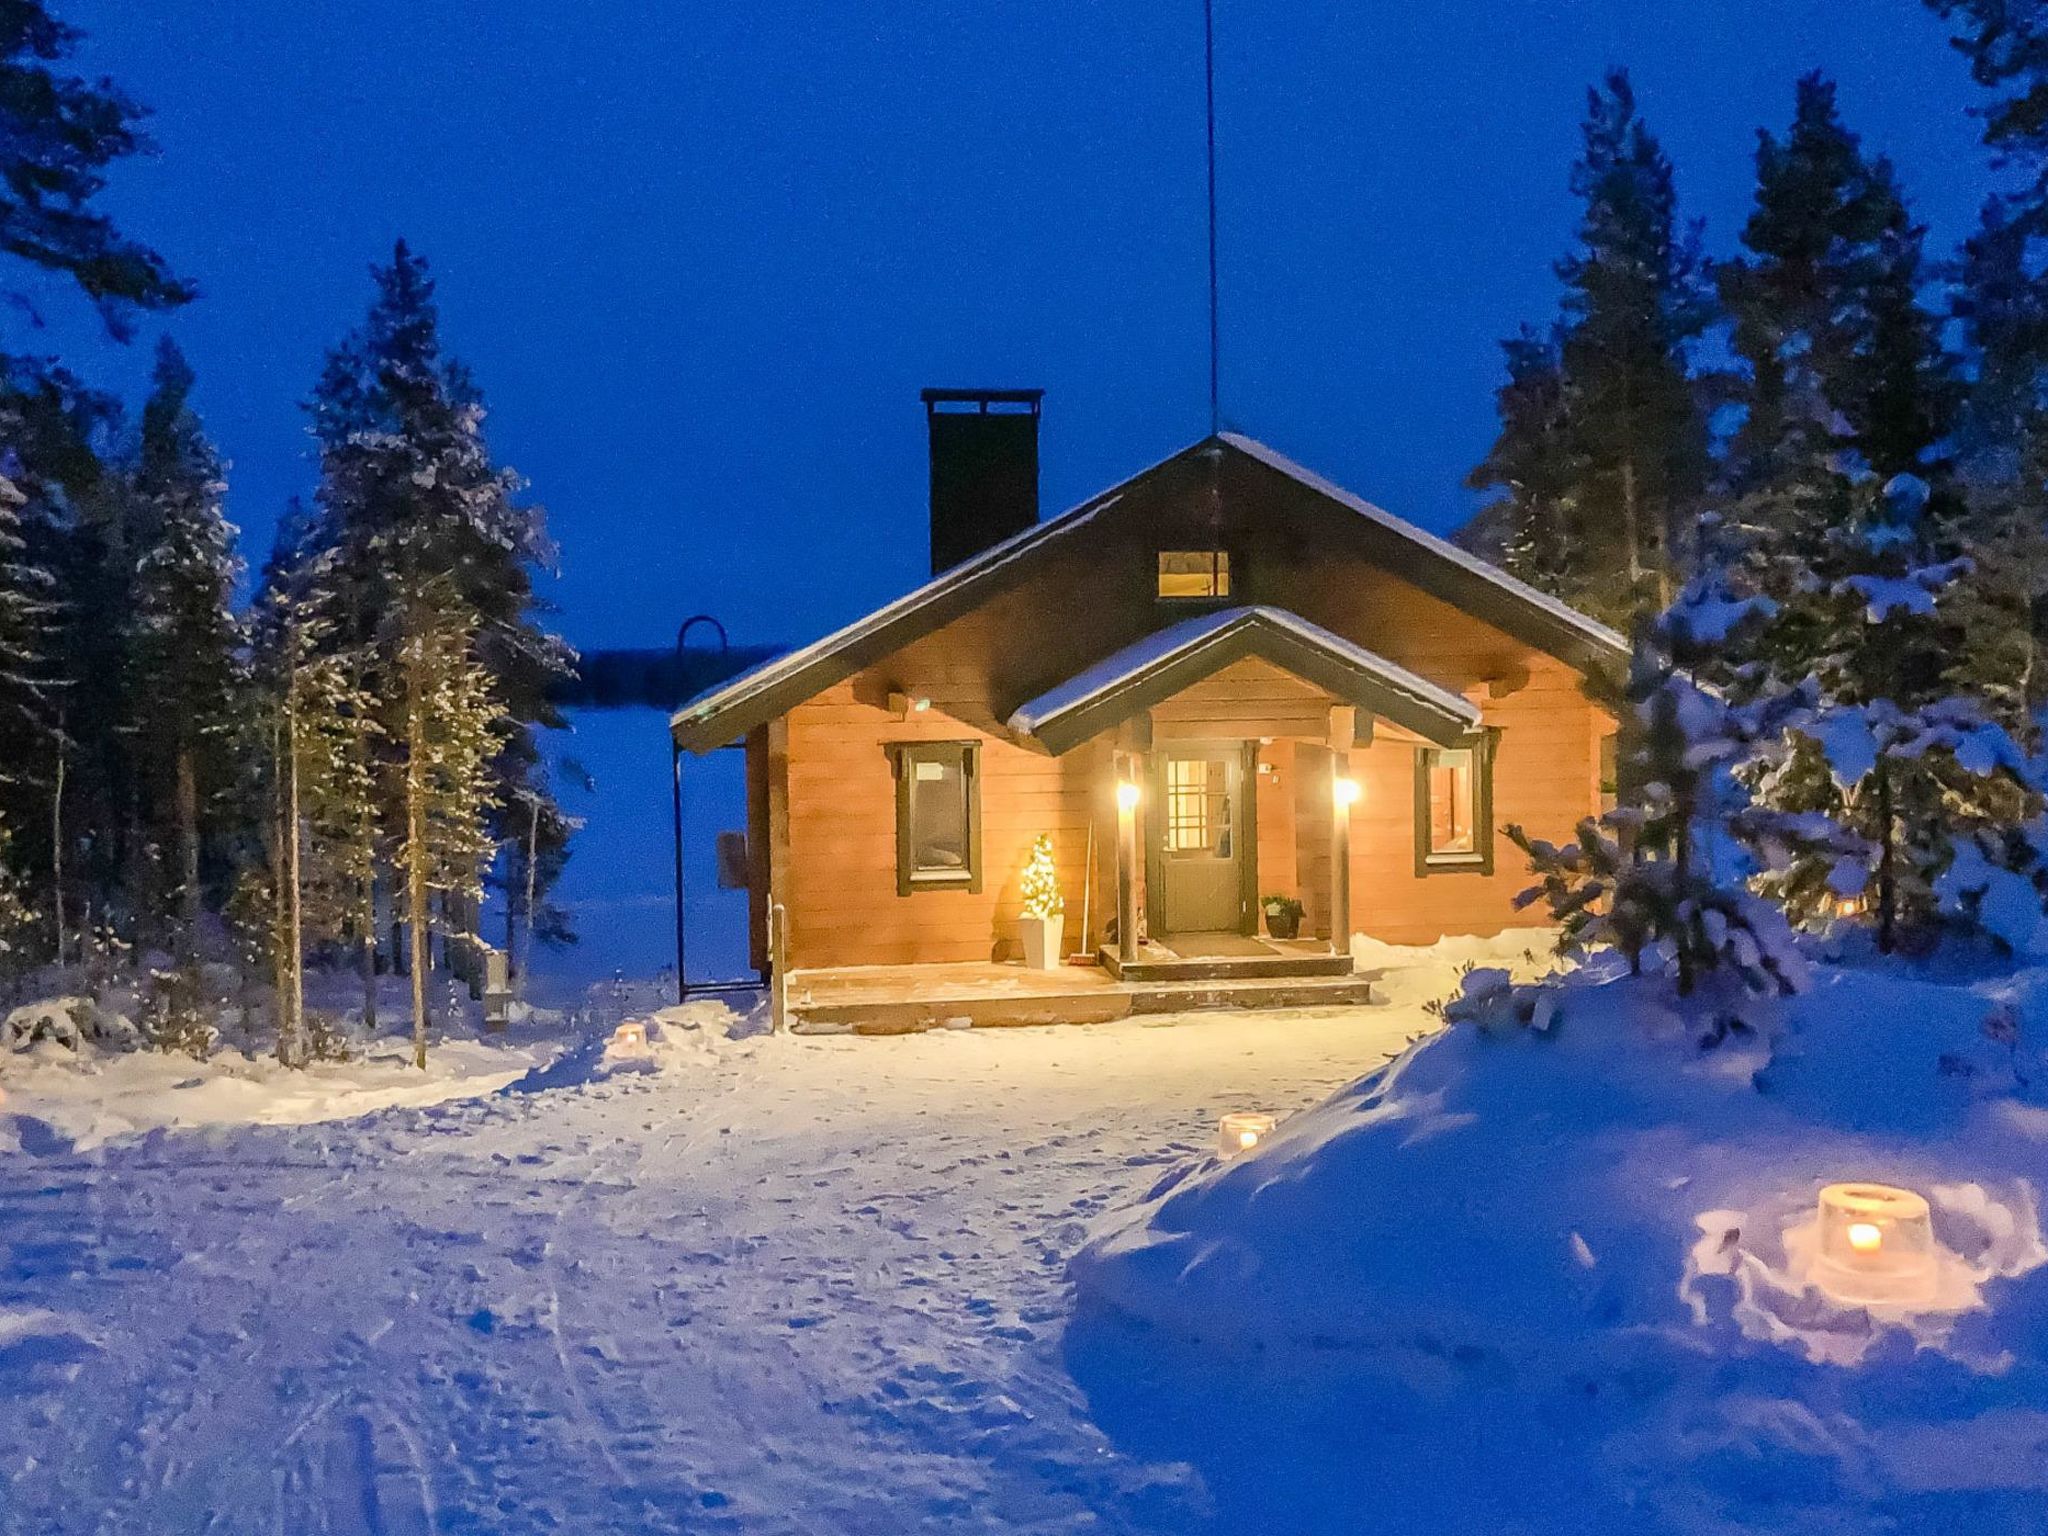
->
[1018,833,1066,969]
[1262,894,1304,941]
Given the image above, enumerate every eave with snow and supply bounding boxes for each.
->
[672,406,1625,1032]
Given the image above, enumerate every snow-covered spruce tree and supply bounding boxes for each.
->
[1509,559,1811,1028]
[1753,473,2040,950]
[1019,833,1063,920]
[392,576,503,1068]
[128,340,243,944]
[1469,71,1713,625]
[0,808,37,994]
[305,244,574,980]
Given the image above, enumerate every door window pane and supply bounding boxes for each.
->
[1166,757,1232,856]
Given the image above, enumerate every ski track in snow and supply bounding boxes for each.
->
[0,1003,1425,1534]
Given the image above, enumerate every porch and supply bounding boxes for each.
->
[783,946,1380,1035]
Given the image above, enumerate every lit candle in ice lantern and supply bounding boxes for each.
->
[611,1020,649,1053]
[1813,1182,1937,1305]
[1333,776,1361,808]
[1218,1112,1276,1157]
[1832,893,1869,919]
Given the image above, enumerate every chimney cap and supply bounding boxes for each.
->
[921,387,1044,414]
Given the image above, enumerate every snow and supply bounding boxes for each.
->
[0,962,1443,1534]
[1069,957,2048,1534]
[0,1025,558,1150]
[1005,604,1479,742]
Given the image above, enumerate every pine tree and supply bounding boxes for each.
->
[1470,72,1712,623]
[1019,833,1063,920]
[304,243,574,984]
[392,576,502,1067]
[1718,75,1953,494]
[0,1,192,338]
[128,340,242,941]
[248,528,383,1064]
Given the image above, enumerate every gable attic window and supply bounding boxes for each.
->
[1157,549,1231,600]
[1414,730,1496,875]
[889,741,982,895]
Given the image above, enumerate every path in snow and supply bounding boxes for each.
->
[0,1002,1427,1534]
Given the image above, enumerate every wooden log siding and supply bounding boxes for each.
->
[781,678,1098,968]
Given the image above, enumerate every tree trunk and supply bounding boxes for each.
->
[359,885,378,1034]
[277,681,305,1067]
[405,636,431,1070]
[1876,759,1897,954]
[175,744,201,939]
[49,718,64,970]
[521,798,539,996]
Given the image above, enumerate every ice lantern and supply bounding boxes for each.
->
[610,1020,650,1054]
[1218,1112,1276,1157]
[1813,1182,1937,1305]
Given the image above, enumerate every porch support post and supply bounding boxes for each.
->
[1329,747,1353,955]
[1115,751,1141,964]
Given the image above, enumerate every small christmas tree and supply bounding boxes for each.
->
[1019,834,1063,920]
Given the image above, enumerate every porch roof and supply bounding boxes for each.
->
[1005,604,1481,754]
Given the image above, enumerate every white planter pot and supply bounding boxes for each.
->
[1019,913,1065,970]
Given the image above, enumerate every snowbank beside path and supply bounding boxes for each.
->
[1,1028,562,1150]
[1067,959,2048,1534]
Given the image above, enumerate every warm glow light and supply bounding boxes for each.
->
[1333,776,1361,807]
[1813,1182,1937,1305]
[610,1021,649,1053]
[1218,1111,1277,1158]
[1116,780,1141,812]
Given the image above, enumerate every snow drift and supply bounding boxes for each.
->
[1067,961,2048,1533]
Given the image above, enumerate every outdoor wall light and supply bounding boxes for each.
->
[1218,1112,1276,1157]
[1333,776,1361,807]
[1116,780,1142,812]
[1812,1182,1937,1305]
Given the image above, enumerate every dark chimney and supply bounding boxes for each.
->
[922,388,1043,575]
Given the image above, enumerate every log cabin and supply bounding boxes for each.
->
[672,391,1626,1031]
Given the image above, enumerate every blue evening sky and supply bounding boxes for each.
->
[45,1,2001,652]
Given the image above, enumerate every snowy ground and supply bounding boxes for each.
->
[0,974,1446,1534]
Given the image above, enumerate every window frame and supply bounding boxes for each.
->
[1155,548,1232,602]
[888,740,982,896]
[1413,728,1498,876]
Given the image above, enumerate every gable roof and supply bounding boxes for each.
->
[1007,605,1480,755]
[671,433,1627,752]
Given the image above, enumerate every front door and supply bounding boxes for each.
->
[1149,744,1253,936]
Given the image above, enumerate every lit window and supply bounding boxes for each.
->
[891,742,980,894]
[1429,750,1476,854]
[1599,733,1619,814]
[1157,550,1231,599]
[1415,734,1494,874]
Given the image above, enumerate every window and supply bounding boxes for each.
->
[890,742,981,894]
[1414,732,1496,875]
[1157,549,1231,599]
[1165,757,1233,857]
[1599,733,1619,814]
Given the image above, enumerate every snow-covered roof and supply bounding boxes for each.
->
[1008,606,1482,754]
[672,433,1626,752]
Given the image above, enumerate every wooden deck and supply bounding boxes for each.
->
[783,956,1378,1035]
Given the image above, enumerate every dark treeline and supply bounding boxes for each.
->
[0,3,573,1064]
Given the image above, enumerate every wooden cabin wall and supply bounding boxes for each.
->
[779,677,1099,969]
